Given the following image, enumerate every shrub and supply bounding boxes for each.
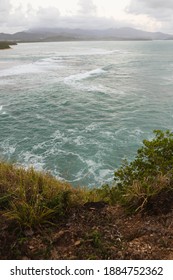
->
[114,130,173,187]
[114,130,173,212]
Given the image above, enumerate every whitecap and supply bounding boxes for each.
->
[0,64,44,77]
[0,57,63,77]
[20,151,45,171]
[99,169,113,178]
[85,123,99,132]
[73,136,85,146]
[129,128,144,137]
[35,57,64,69]
[64,68,106,85]
[79,49,117,56]
[0,140,16,155]
[0,80,13,85]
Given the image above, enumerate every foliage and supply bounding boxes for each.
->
[114,130,173,212]
[0,42,10,49]
[115,130,173,187]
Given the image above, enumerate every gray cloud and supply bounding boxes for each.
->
[1,0,173,34]
[0,0,129,33]
[127,0,173,19]
[126,0,173,32]
[35,7,60,27]
[140,0,173,9]
[0,1,30,33]
[78,0,97,16]
[0,0,11,24]
[31,13,124,30]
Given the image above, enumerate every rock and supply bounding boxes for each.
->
[74,240,81,246]
[84,201,108,210]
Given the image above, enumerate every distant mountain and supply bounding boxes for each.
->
[0,27,172,42]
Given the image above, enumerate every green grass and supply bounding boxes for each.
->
[0,162,99,228]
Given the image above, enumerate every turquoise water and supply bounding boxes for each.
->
[0,41,173,187]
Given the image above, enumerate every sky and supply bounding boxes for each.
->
[0,0,173,34]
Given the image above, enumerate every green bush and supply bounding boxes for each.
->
[114,130,173,188]
[113,130,173,212]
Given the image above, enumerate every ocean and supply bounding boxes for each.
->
[0,41,173,187]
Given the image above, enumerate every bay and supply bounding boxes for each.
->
[0,41,173,187]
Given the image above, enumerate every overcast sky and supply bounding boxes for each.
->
[0,0,173,34]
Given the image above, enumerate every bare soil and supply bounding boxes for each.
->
[1,194,173,260]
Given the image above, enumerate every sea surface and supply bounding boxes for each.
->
[0,41,173,187]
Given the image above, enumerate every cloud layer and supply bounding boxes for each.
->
[0,0,173,34]
[127,0,173,32]
[0,0,128,33]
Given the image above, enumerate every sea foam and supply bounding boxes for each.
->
[0,64,43,77]
[0,58,63,77]
[64,68,106,84]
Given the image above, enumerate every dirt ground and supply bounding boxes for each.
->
[1,197,173,260]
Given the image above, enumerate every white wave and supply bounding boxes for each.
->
[129,128,144,137]
[134,128,144,136]
[0,105,7,115]
[0,140,16,155]
[64,68,106,85]
[66,82,106,93]
[0,80,14,85]
[21,151,45,171]
[85,160,103,174]
[35,57,63,69]
[83,159,114,187]
[99,168,113,178]
[0,57,63,77]
[85,123,99,132]
[77,49,117,56]
[60,49,116,57]
[73,136,85,146]
[0,64,44,77]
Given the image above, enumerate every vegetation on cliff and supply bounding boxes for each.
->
[0,42,11,49]
[0,41,17,49]
[1,130,173,259]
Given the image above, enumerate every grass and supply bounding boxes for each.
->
[1,162,173,229]
[0,161,97,228]
[115,173,173,212]
[1,161,173,259]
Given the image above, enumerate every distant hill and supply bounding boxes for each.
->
[0,27,172,42]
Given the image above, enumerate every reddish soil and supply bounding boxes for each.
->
[1,198,173,260]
